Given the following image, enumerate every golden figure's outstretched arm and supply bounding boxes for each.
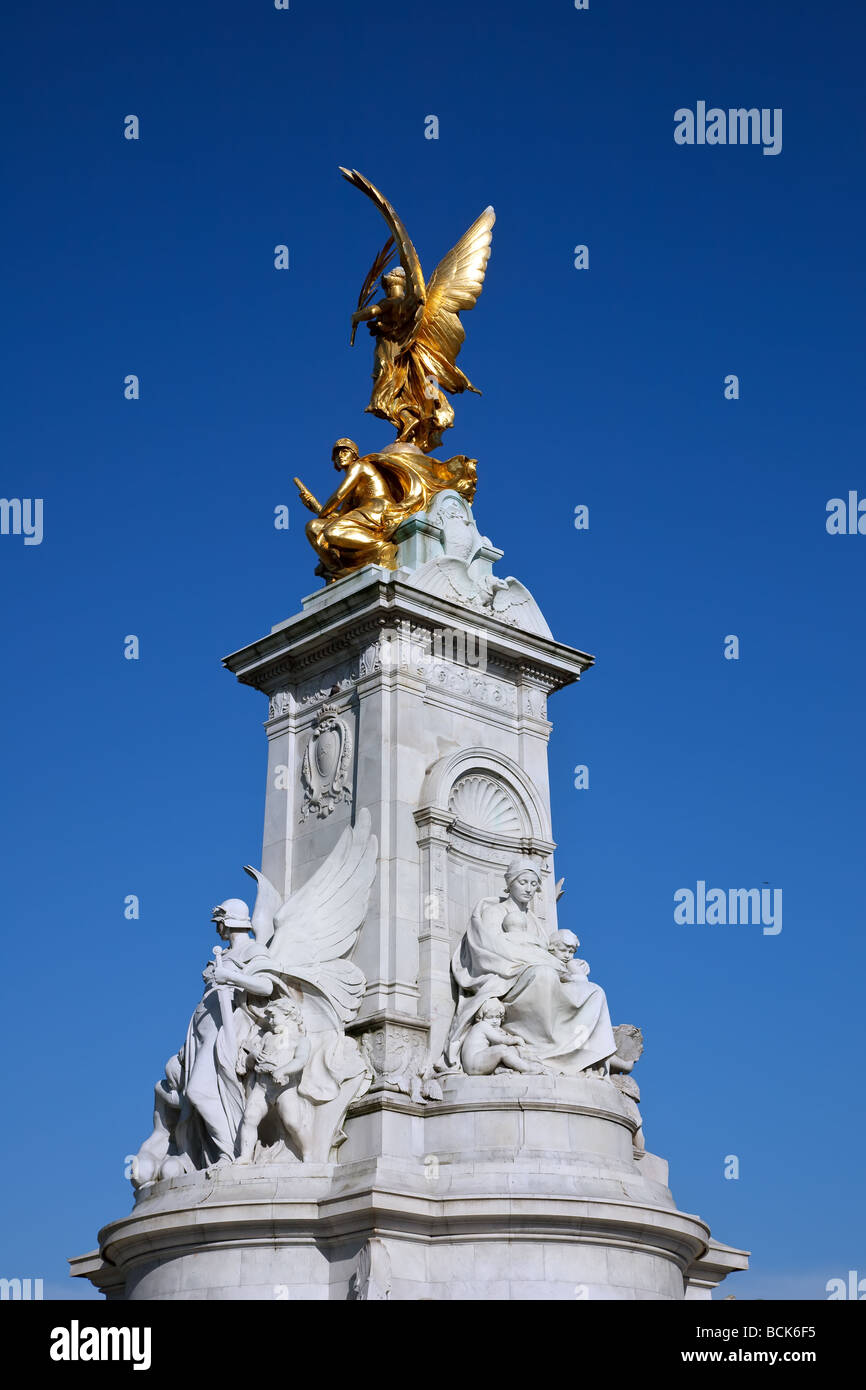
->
[350,235,396,344]
[293,477,323,514]
[350,303,381,330]
[339,168,426,330]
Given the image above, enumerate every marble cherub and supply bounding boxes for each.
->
[235,998,311,1163]
[460,998,546,1076]
[548,928,590,982]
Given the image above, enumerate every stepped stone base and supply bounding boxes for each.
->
[72,1076,747,1300]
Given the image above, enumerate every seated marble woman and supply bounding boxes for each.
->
[441,858,617,1077]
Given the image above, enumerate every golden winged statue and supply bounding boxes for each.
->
[341,167,495,454]
[293,170,494,583]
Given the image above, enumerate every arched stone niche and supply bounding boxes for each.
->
[414,748,559,1049]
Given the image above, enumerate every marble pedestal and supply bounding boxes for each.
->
[73,1076,745,1300]
[72,542,748,1300]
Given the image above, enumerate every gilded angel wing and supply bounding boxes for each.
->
[339,168,426,324]
[411,206,495,388]
[266,808,378,1024]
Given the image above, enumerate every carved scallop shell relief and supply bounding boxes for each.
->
[448,774,523,835]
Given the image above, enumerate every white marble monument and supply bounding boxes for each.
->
[71,168,747,1300]
[71,496,748,1300]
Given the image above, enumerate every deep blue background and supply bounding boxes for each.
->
[2,0,863,1300]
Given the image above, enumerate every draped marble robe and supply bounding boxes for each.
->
[182,939,282,1165]
[443,895,616,1076]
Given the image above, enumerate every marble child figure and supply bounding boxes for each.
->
[235,999,311,1163]
[548,929,589,981]
[460,998,546,1076]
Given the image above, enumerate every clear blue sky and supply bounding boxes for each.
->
[2,0,864,1300]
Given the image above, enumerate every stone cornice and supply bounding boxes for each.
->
[96,1173,712,1272]
[223,571,593,695]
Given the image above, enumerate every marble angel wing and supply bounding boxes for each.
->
[339,168,426,330]
[243,864,283,943]
[410,206,495,391]
[489,578,553,638]
[267,808,378,1025]
[407,557,554,639]
[410,556,481,606]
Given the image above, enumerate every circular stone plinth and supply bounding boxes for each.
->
[89,1074,711,1300]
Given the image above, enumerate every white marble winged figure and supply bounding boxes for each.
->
[132,811,377,1184]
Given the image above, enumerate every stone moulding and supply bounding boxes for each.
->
[100,1182,711,1255]
[222,569,593,698]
